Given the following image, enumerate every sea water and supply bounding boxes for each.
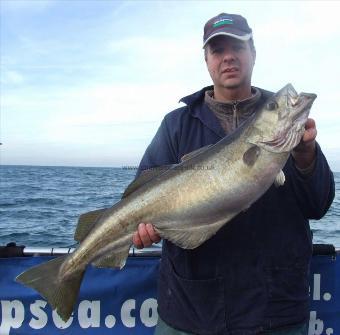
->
[0,165,339,247]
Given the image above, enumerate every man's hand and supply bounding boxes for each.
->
[292,118,317,169]
[132,223,161,249]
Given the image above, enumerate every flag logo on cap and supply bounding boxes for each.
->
[203,13,252,48]
[213,18,233,28]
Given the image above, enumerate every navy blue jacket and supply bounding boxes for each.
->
[136,86,335,334]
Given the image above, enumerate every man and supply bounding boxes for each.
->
[132,13,335,335]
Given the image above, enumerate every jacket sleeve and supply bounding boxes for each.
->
[136,117,179,178]
[285,142,335,220]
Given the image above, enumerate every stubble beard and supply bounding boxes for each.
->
[221,78,244,90]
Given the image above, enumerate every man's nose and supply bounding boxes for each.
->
[222,49,236,63]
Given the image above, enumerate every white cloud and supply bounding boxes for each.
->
[253,1,340,42]
[1,70,25,85]
[2,81,188,147]
[43,82,188,143]
[106,35,205,84]
[1,0,340,167]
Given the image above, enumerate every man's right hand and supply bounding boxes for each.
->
[132,223,161,249]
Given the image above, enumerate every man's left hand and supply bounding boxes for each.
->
[292,118,317,169]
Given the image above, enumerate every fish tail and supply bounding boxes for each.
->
[15,255,85,322]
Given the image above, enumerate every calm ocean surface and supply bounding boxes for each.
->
[0,165,339,248]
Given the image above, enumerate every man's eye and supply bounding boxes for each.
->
[212,47,223,54]
[233,44,245,51]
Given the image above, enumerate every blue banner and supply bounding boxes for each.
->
[0,256,159,335]
[0,254,339,335]
[309,253,340,335]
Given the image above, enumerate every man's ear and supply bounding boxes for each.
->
[252,50,256,65]
[204,47,208,62]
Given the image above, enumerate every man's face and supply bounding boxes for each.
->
[205,36,255,95]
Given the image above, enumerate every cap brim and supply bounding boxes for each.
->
[202,32,253,48]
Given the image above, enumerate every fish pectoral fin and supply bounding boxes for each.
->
[243,145,261,166]
[155,218,227,249]
[75,208,109,242]
[180,144,213,162]
[274,170,285,187]
[122,165,175,198]
[16,255,85,322]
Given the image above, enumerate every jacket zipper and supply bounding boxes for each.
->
[232,101,239,130]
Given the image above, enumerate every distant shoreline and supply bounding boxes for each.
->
[0,164,133,170]
[1,164,339,174]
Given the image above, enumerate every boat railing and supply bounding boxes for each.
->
[23,245,163,257]
[0,242,339,258]
[0,242,163,257]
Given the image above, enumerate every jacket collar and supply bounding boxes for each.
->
[178,86,225,139]
[179,86,272,139]
[179,85,213,106]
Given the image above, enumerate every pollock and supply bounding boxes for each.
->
[16,83,316,321]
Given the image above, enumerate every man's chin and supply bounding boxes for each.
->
[220,78,243,89]
[222,82,241,89]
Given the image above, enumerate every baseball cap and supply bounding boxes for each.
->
[203,13,252,48]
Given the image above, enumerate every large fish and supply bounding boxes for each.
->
[16,83,316,321]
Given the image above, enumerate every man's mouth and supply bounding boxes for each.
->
[222,67,239,73]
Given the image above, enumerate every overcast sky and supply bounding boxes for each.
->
[1,0,339,170]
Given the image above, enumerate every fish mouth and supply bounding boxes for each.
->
[262,84,317,153]
[289,92,317,124]
[280,83,317,123]
[284,87,317,151]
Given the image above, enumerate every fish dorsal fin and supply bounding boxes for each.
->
[122,165,175,198]
[180,144,213,162]
[123,148,213,198]
[75,208,108,242]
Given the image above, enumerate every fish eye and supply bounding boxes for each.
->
[266,101,278,110]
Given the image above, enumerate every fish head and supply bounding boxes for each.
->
[250,83,317,153]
